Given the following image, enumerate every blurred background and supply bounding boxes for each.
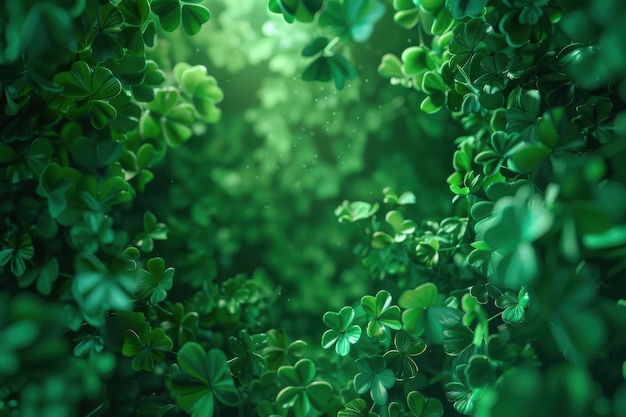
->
[140,0,459,337]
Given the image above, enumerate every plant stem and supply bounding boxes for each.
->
[323,36,342,56]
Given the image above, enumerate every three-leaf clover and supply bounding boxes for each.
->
[70,211,115,254]
[134,211,168,253]
[322,306,362,356]
[227,330,268,385]
[361,290,402,342]
[353,355,396,404]
[52,61,122,129]
[338,398,379,417]
[383,330,427,381]
[170,342,239,417]
[319,0,386,43]
[151,0,211,35]
[122,326,173,371]
[275,359,334,415]
[0,233,34,276]
[444,364,486,415]
[399,282,462,343]
[388,391,443,417]
[136,257,175,304]
[335,200,379,223]
[141,87,196,148]
[263,328,308,370]
[495,287,530,324]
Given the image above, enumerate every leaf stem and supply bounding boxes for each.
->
[323,36,342,56]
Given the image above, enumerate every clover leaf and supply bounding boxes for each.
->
[70,211,115,254]
[353,355,396,404]
[151,0,211,35]
[322,306,362,356]
[268,0,324,23]
[159,302,199,345]
[0,233,34,276]
[384,211,417,243]
[142,87,196,148]
[361,290,402,341]
[122,326,173,371]
[404,390,444,417]
[383,330,427,381]
[91,2,124,63]
[136,257,174,304]
[319,0,385,43]
[391,0,420,29]
[53,61,122,129]
[170,343,239,417]
[72,254,137,327]
[446,0,488,19]
[448,18,488,68]
[73,334,104,357]
[475,186,553,289]
[264,328,308,370]
[399,282,462,343]
[117,0,151,25]
[444,364,486,414]
[227,330,268,385]
[17,257,59,295]
[174,63,224,123]
[495,287,530,324]
[338,398,379,417]
[336,200,379,222]
[134,211,168,253]
[257,398,287,417]
[276,359,334,415]
[505,89,541,143]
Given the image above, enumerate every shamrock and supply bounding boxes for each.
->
[353,355,396,404]
[321,306,362,356]
[0,232,34,276]
[136,257,175,304]
[399,282,462,343]
[495,287,530,324]
[383,330,427,381]
[122,326,173,371]
[338,398,379,417]
[275,359,334,415]
[361,290,402,342]
[170,342,239,417]
[227,330,267,385]
[263,328,308,370]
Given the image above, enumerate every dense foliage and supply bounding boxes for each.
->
[1,0,626,417]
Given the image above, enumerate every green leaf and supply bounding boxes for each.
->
[118,0,151,25]
[302,56,333,83]
[171,343,239,417]
[228,331,267,385]
[319,0,385,43]
[322,306,361,356]
[91,100,117,129]
[362,290,402,340]
[264,328,308,370]
[276,359,332,415]
[72,255,137,327]
[181,4,211,36]
[353,355,396,404]
[122,327,173,371]
[445,0,487,19]
[136,257,175,304]
[383,330,426,380]
[152,0,182,31]
[302,37,330,57]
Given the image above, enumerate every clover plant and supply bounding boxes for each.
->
[2,0,626,416]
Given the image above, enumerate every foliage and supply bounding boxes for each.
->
[2,0,626,417]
